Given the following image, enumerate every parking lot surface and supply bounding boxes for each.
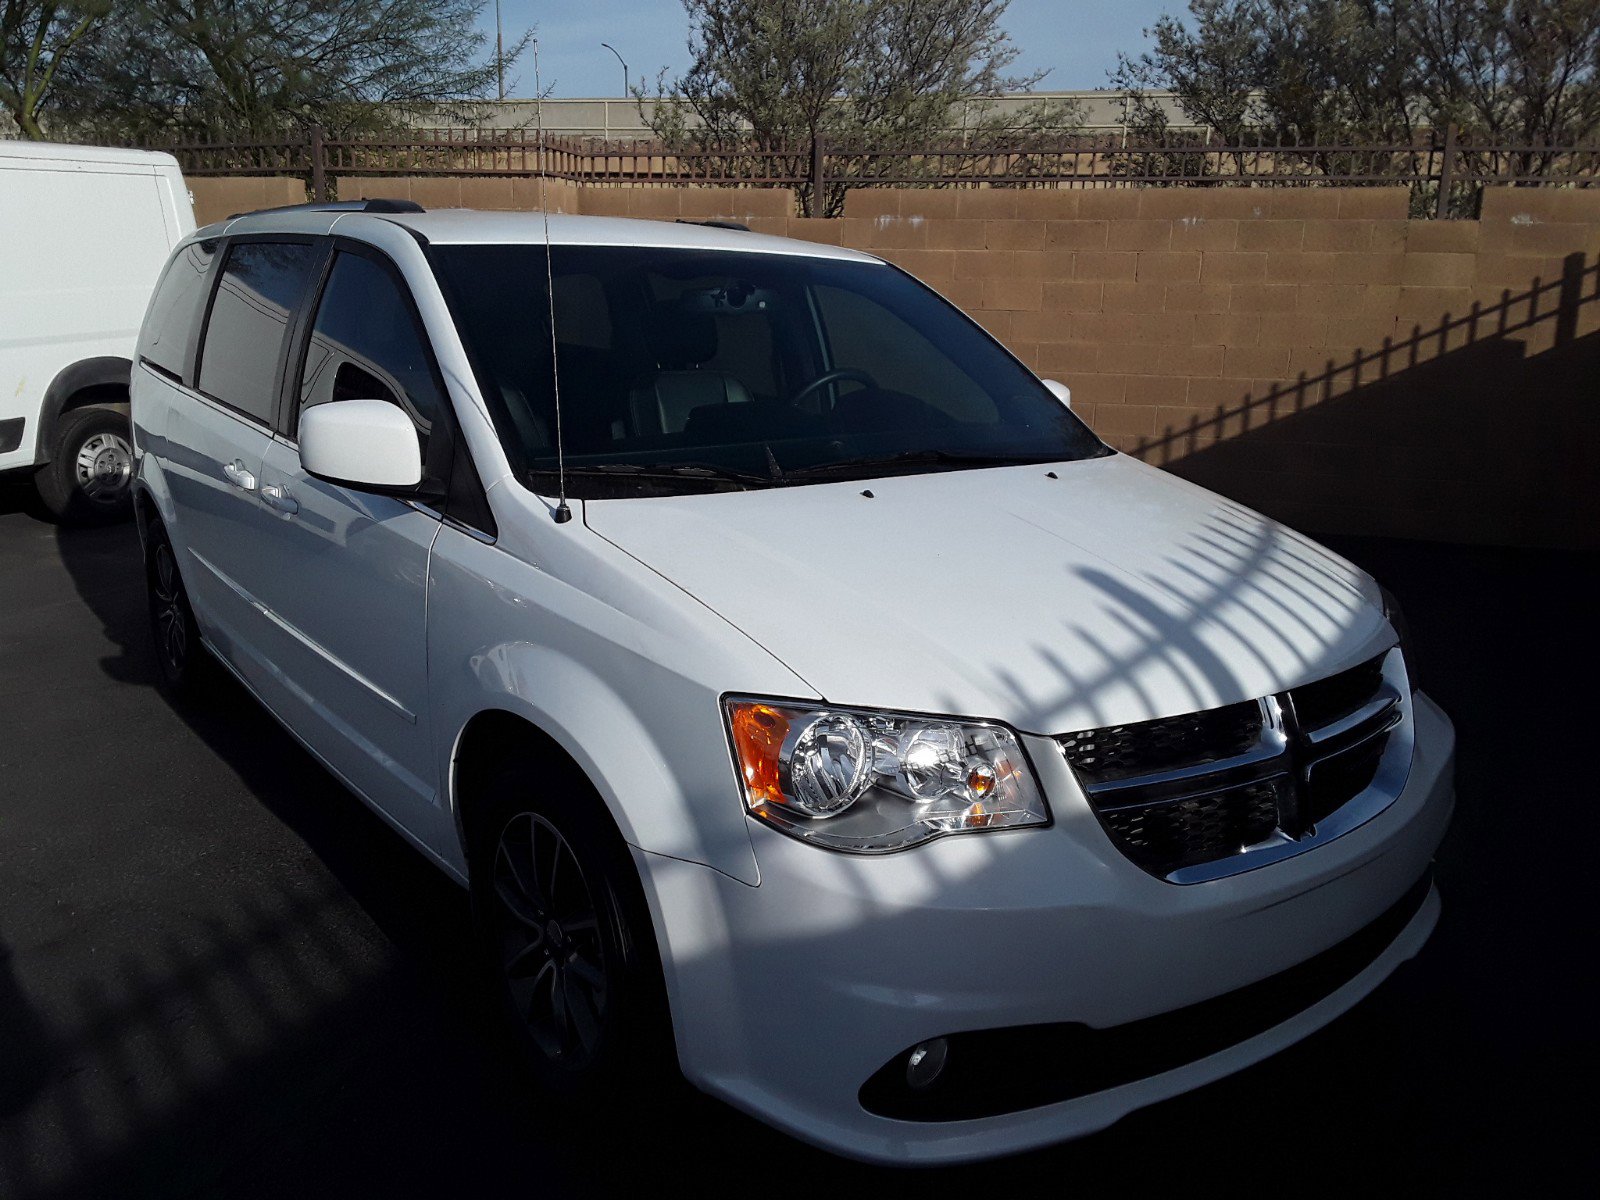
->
[0,480,1589,1197]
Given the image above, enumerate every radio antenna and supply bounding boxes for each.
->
[535,39,572,524]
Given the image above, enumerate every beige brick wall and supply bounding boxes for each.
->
[183,176,1598,546]
[333,175,585,213]
[187,176,306,226]
[818,187,1600,549]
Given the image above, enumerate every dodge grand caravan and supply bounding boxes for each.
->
[130,201,1455,1165]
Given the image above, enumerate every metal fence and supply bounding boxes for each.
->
[136,124,1600,217]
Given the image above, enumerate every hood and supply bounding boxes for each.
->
[581,455,1391,734]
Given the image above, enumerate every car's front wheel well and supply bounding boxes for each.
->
[134,488,160,540]
[455,708,678,1095]
[452,710,625,871]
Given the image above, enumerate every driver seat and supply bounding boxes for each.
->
[628,309,751,436]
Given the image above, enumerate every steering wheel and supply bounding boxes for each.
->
[790,367,878,411]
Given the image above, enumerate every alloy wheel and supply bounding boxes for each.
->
[151,541,188,673]
[492,812,610,1065]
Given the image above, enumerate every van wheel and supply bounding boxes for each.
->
[470,763,674,1103]
[146,523,205,692]
[37,406,134,524]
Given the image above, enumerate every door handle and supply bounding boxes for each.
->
[223,459,257,491]
[261,482,299,516]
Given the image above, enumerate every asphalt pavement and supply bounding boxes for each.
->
[0,477,1590,1197]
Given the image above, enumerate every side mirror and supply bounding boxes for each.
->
[1041,379,1072,410]
[299,399,422,492]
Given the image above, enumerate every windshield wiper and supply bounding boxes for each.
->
[532,462,776,488]
[781,449,1060,480]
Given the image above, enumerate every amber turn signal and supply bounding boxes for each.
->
[729,701,790,807]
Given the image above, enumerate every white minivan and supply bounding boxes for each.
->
[0,141,194,520]
[130,201,1456,1165]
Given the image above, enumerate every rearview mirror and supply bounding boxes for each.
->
[1041,379,1072,410]
[299,399,422,492]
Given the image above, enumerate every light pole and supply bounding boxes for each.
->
[601,42,628,96]
[600,42,628,142]
[495,0,506,102]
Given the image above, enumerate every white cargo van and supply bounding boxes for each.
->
[0,142,194,521]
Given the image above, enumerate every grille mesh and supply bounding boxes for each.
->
[1057,701,1262,785]
[1098,781,1282,874]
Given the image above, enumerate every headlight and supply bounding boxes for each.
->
[724,698,1050,852]
[1379,584,1419,691]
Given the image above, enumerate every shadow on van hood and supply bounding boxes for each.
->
[582,454,1392,734]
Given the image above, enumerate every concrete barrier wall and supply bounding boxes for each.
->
[184,176,1600,546]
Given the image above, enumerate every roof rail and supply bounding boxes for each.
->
[674,218,751,232]
[227,198,426,219]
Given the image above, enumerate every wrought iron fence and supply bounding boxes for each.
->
[131,124,1600,217]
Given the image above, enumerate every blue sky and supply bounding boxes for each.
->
[479,1,1178,98]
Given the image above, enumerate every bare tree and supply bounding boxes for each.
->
[0,1,109,137]
[640,0,1081,215]
[1113,2,1417,148]
[1406,0,1600,170]
[1113,0,1600,175]
[55,0,526,140]
[1111,0,1263,151]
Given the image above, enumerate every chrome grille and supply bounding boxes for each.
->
[1060,649,1409,882]
[1293,654,1388,731]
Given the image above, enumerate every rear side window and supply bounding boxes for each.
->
[142,240,216,383]
[296,250,444,456]
[198,241,322,424]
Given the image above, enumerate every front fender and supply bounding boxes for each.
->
[426,516,814,888]
[450,645,761,887]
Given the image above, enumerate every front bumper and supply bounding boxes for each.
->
[634,692,1455,1165]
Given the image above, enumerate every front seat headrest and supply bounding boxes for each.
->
[647,308,718,369]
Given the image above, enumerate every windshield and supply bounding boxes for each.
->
[430,244,1108,496]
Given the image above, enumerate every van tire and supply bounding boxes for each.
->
[145,521,207,694]
[469,760,676,1105]
[36,405,135,525]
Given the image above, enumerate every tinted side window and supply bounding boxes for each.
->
[198,241,321,424]
[142,240,216,382]
[297,251,443,455]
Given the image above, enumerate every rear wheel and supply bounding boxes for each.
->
[146,522,205,692]
[470,760,674,1101]
[37,405,134,524]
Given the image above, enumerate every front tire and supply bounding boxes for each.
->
[470,762,673,1102]
[37,405,135,524]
